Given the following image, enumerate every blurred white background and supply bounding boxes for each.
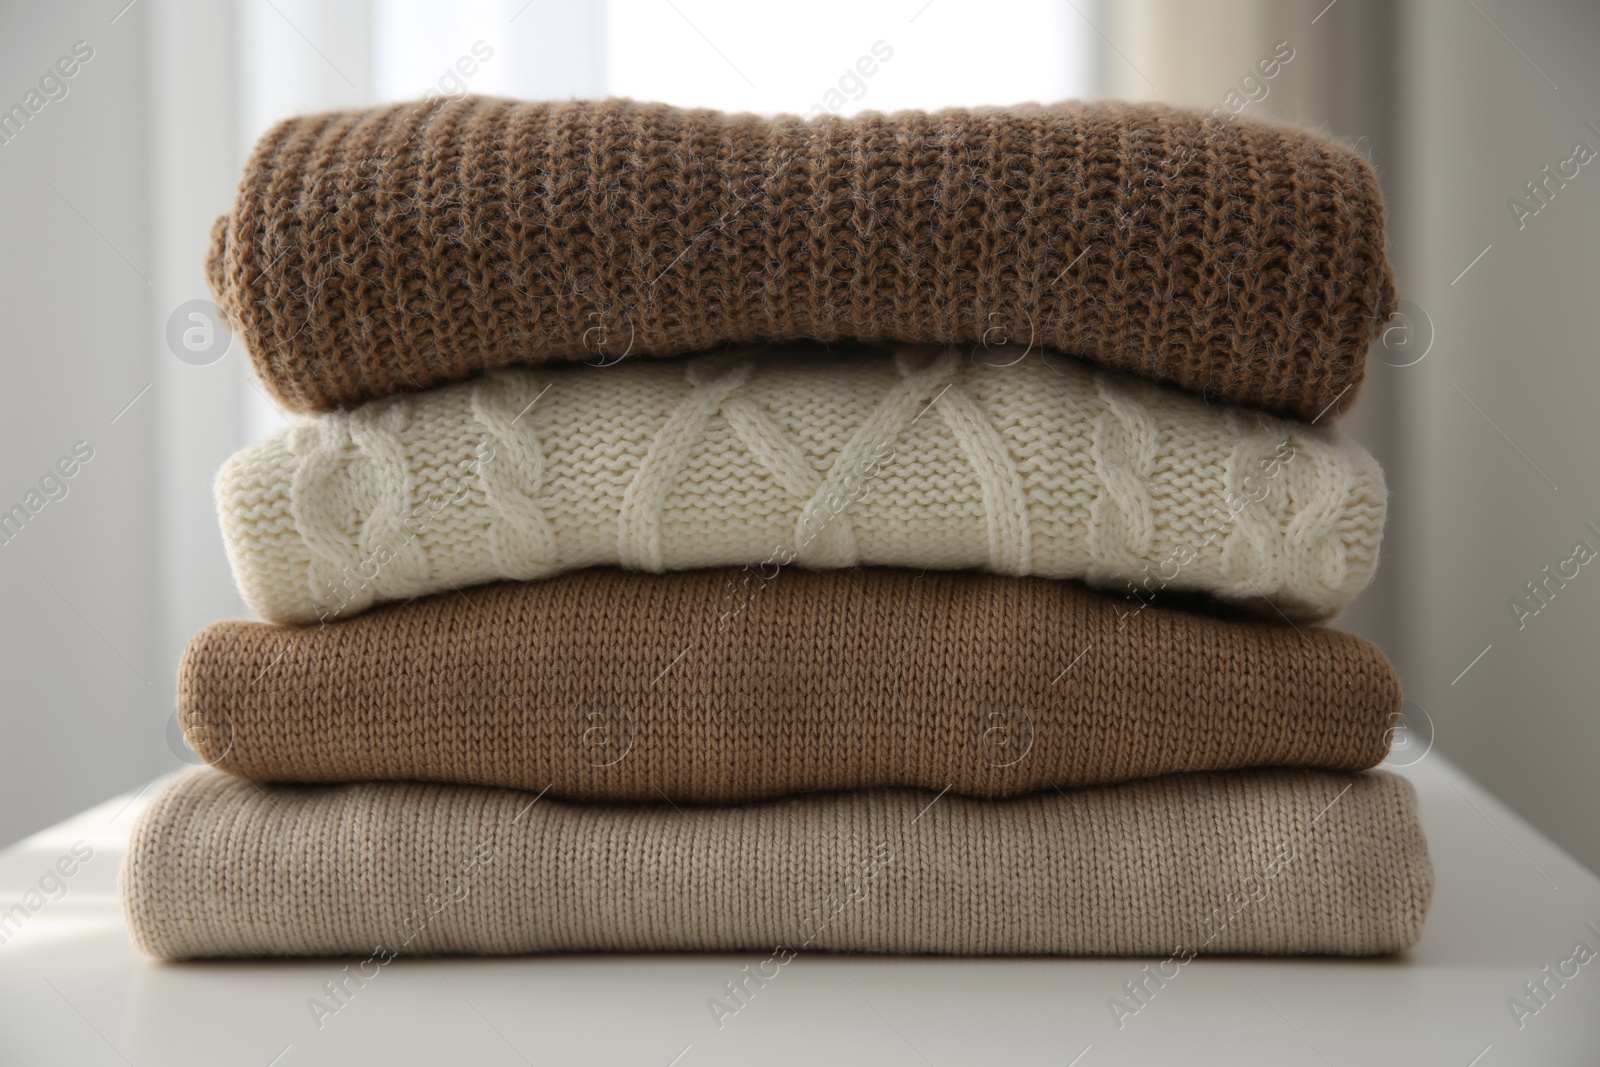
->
[2,0,1598,879]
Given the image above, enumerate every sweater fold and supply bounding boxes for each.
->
[216,344,1386,625]
[122,766,1432,960]
[180,568,1401,802]
[207,96,1395,420]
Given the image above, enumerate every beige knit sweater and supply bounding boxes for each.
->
[179,569,1401,801]
[122,767,1431,960]
[217,344,1386,625]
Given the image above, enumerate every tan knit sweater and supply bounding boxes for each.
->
[216,345,1386,625]
[121,767,1431,959]
[206,97,1395,421]
[180,569,1401,801]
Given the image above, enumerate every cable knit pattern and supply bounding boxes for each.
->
[470,372,557,577]
[179,569,1402,799]
[206,96,1396,420]
[122,766,1432,960]
[217,344,1386,624]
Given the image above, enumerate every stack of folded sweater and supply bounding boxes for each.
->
[122,97,1431,960]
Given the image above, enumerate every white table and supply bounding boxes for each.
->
[2,754,1596,1066]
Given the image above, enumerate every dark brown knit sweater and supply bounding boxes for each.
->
[207,97,1396,420]
[179,569,1401,801]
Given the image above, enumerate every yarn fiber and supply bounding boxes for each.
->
[122,766,1432,960]
[206,96,1396,421]
[178,568,1402,801]
[216,344,1386,625]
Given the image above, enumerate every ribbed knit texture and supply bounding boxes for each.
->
[206,96,1396,421]
[122,767,1431,960]
[180,569,1402,801]
[216,344,1386,625]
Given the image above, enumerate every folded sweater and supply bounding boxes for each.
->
[180,569,1401,802]
[206,96,1395,420]
[217,345,1386,625]
[122,767,1431,959]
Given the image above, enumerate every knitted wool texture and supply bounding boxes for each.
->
[180,569,1402,801]
[217,345,1386,625]
[121,767,1431,960]
[205,96,1396,421]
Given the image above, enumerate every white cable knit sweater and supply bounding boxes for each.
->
[217,345,1386,625]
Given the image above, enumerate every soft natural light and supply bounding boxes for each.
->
[12,1,1600,1056]
[606,0,1092,116]
[372,0,608,101]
